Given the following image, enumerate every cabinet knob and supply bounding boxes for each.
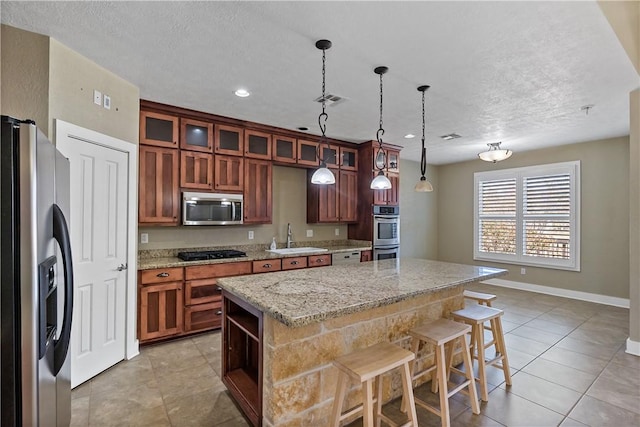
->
[157,272,170,278]
[317,259,323,263]
[291,261,298,265]
[216,310,223,316]
[216,286,222,291]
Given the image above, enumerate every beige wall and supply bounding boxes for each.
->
[399,159,438,259]
[1,25,50,134]
[630,89,639,343]
[598,0,640,75]
[438,137,630,299]
[139,166,348,250]
[48,39,139,144]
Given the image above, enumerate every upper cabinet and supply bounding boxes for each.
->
[244,159,272,224]
[215,124,244,156]
[272,135,297,164]
[139,145,179,225]
[340,147,358,171]
[244,130,272,160]
[140,111,179,148]
[180,118,213,153]
[387,149,400,173]
[297,140,319,167]
[307,169,358,223]
[214,155,244,192]
[180,151,213,190]
[320,145,339,169]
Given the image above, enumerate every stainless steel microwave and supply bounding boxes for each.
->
[182,192,243,225]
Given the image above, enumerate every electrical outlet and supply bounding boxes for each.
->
[103,94,111,110]
[306,229,313,237]
[140,233,149,244]
[248,230,254,240]
[335,228,340,236]
[93,90,102,105]
[521,267,526,275]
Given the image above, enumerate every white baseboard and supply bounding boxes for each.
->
[481,278,630,308]
[626,338,640,356]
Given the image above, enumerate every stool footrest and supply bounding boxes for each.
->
[447,379,472,398]
[415,397,442,417]
[411,365,436,383]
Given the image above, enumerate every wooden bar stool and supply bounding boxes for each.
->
[402,319,480,427]
[331,342,418,427]
[463,290,496,307]
[451,305,512,402]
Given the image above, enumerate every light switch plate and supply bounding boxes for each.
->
[335,228,340,236]
[306,229,313,237]
[93,90,102,105]
[140,233,149,244]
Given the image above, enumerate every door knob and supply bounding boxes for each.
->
[116,263,128,271]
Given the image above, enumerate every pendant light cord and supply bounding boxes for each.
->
[318,46,329,165]
[377,72,384,144]
[420,88,427,177]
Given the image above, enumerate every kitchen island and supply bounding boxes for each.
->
[217,258,507,426]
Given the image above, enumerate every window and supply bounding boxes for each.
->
[474,161,580,271]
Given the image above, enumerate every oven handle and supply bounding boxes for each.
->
[373,215,399,221]
[375,246,399,254]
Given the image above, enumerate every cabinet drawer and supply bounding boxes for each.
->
[282,256,308,270]
[140,267,184,285]
[252,259,282,274]
[185,278,222,306]
[185,261,252,280]
[308,254,332,267]
[185,301,223,332]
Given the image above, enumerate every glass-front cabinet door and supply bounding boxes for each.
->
[272,135,297,164]
[340,147,358,171]
[180,118,213,153]
[215,124,244,156]
[244,130,272,160]
[140,111,179,148]
[320,145,339,168]
[297,140,319,167]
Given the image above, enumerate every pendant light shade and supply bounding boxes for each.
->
[414,85,433,193]
[478,142,513,163]
[310,166,335,184]
[370,66,392,190]
[311,39,336,185]
[371,170,392,190]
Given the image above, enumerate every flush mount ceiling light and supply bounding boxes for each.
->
[310,39,336,185]
[404,134,415,139]
[415,85,433,193]
[478,142,513,163]
[370,66,392,190]
[234,89,250,98]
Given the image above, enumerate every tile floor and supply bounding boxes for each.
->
[70,283,640,426]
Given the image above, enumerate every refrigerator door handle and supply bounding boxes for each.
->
[52,204,74,376]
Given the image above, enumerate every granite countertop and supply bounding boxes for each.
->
[217,258,508,327]
[137,240,372,270]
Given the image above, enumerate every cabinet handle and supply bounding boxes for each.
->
[157,272,170,278]
[291,261,298,265]
[263,263,272,268]
[316,259,323,263]
[216,310,223,316]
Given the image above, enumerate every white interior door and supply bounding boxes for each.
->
[56,123,131,387]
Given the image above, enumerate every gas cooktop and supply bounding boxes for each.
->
[177,249,247,262]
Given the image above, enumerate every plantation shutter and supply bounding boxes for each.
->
[523,173,571,259]
[477,178,517,255]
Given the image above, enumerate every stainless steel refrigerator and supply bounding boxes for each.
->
[1,116,74,426]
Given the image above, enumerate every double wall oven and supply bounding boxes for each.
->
[372,205,400,260]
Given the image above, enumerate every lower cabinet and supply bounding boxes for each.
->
[360,250,373,262]
[139,282,183,341]
[222,292,263,427]
[185,301,223,332]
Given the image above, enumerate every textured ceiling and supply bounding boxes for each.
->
[1,1,638,164]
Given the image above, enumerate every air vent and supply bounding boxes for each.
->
[440,133,462,140]
[314,93,347,107]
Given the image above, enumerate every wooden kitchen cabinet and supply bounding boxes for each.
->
[185,262,252,281]
[340,146,358,171]
[223,292,263,427]
[372,172,399,206]
[297,139,319,167]
[307,169,357,223]
[138,267,184,342]
[339,170,358,222]
[360,250,373,262]
[282,256,308,270]
[180,150,213,190]
[139,145,180,225]
[185,301,223,332]
[319,144,339,168]
[272,135,297,164]
[140,111,179,148]
[180,118,213,152]
[252,259,282,274]
[244,159,272,224]
[244,130,272,160]
[308,254,332,267]
[215,124,244,156]
[214,155,244,192]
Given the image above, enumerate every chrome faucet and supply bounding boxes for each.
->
[286,223,293,248]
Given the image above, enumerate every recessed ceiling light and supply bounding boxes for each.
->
[234,89,250,98]
[404,134,415,139]
[297,127,309,131]
[440,133,461,140]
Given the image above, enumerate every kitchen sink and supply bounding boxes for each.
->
[266,247,328,255]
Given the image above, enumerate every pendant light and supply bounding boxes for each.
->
[310,39,336,185]
[370,66,392,190]
[478,142,513,163]
[415,85,433,192]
